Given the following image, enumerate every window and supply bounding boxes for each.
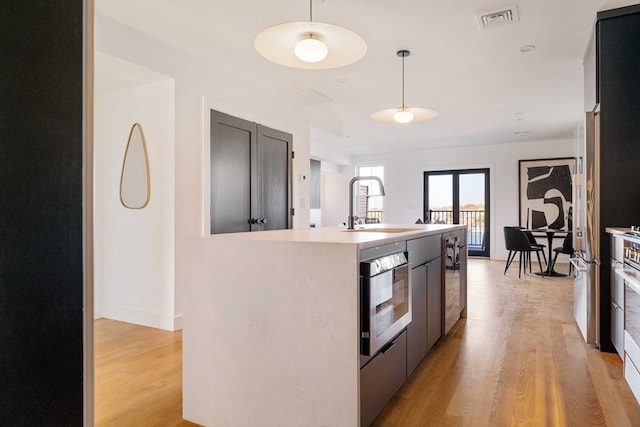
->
[357,165,384,223]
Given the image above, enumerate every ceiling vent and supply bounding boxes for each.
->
[279,87,332,105]
[475,4,519,30]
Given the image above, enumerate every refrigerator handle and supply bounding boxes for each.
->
[570,257,588,272]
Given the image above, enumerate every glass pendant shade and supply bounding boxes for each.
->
[294,36,328,62]
[393,110,414,123]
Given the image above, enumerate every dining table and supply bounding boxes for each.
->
[530,228,567,277]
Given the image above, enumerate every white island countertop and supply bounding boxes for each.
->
[180,224,465,427]
[197,223,461,249]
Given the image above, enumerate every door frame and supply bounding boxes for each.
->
[423,168,490,257]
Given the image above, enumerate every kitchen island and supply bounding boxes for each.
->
[179,224,466,427]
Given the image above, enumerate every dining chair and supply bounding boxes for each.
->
[514,226,548,268]
[522,229,547,265]
[504,226,545,278]
[549,232,574,275]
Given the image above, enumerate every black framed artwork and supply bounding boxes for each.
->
[519,157,576,231]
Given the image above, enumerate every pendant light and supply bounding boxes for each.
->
[371,50,438,124]
[254,0,367,70]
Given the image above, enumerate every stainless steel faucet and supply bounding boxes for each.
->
[348,176,386,229]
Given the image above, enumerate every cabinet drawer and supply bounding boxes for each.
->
[407,234,441,267]
[360,330,407,427]
[612,235,624,262]
[361,241,407,262]
[611,300,624,358]
[612,272,625,305]
[625,354,640,404]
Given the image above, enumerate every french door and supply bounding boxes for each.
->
[424,169,490,257]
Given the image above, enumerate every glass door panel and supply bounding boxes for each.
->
[427,174,452,224]
[424,169,490,257]
[459,173,487,254]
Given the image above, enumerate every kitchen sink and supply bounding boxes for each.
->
[344,227,417,233]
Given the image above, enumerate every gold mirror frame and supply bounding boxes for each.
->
[119,123,151,209]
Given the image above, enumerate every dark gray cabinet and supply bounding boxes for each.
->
[360,330,407,427]
[210,109,292,234]
[408,264,428,373]
[427,259,443,351]
[406,234,442,376]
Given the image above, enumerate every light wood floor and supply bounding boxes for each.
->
[95,259,640,426]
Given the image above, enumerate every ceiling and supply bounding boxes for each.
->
[95,0,638,157]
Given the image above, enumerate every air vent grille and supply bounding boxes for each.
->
[475,4,519,30]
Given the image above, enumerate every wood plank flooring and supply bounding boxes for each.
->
[95,259,640,426]
[94,318,198,427]
[374,259,640,427]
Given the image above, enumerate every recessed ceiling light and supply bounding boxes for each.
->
[520,45,536,52]
[515,130,530,136]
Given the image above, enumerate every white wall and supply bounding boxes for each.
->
[94,78,177,329]
[320,138,574,259]
[96,13,313,327]
[320,163,353,227]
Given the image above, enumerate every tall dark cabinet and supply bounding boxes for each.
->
[586,4,640,352]
[0,1,88,424]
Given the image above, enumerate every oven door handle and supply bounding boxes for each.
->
[379,339,396,354]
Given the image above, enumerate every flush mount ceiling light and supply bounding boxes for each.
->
[254,0,367,70]
[371,50,438,124]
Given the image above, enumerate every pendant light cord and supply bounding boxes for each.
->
[310,0,313,22]
[401,54,405,109]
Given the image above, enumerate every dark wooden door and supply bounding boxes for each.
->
[257,125,292,231]
[210,110,292,234]
[210,110,256,234]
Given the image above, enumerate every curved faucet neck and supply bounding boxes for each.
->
[348,176,386,229]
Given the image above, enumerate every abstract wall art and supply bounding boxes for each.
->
[519,157,576,231]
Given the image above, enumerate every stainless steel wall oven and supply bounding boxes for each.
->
[360,251,411,356]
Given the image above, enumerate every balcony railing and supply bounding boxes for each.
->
[428,209,485,248]
[366,210,383,222]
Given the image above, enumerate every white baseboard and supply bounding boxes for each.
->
[102,305,182,331]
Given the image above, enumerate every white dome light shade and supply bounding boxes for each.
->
[393,110,414,123]
[294,35,328,62]
[254,21,367,69]
[371,107,438,123]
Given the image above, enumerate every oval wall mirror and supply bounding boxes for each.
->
[120,123,151,209]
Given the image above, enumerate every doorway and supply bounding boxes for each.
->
[424,169,490,257]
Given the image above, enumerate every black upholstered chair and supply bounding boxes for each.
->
[504,226,545,278]
[522,229,547,265]
[549,232,574,275]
